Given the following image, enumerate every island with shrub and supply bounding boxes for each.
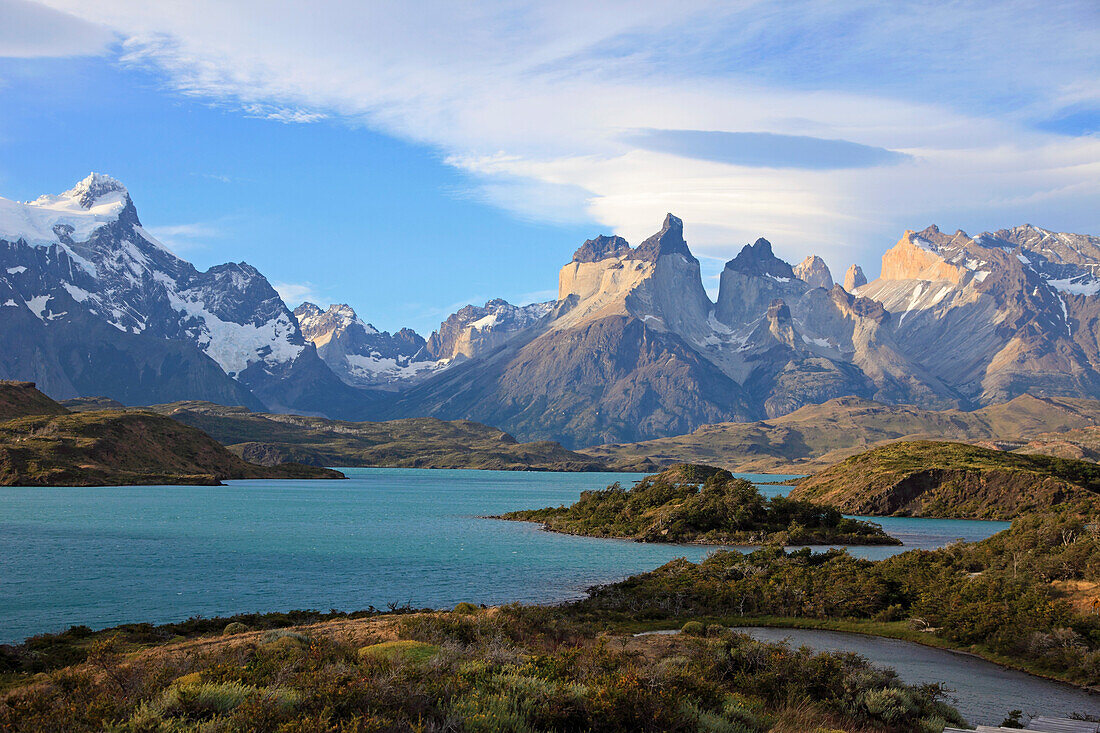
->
[493,463,900,546]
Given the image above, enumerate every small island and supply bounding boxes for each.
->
[494,463,900,546]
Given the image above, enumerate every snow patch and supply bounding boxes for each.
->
[25,295,51,320]
[1046,277,1100,296]
[167,289,305,374]
[470,313,500,331]
[62,283,92,302]
[6,266,26,274]
[2,299,16,307]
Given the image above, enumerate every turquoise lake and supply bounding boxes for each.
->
[0,468,1010,644]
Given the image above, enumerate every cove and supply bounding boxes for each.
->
[0,467,1007,643]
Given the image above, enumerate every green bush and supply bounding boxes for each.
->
[223,621,250,635]
[681,621,706,636]
[454,601,480,615]
[358,640,440,664]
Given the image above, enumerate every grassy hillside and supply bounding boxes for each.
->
[0,384,342,486]
[147,401,614,471]
[790,440,1100,519]
[496,463,899,545]
[0,381,70,420]
[582,394,1100,472]
[59,396,126,412]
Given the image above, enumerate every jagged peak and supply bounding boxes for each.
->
[572,234,631,263]
[634,212,695,263]
[725,237,795,279]
[60,173,129,209]
[843,264,867,291]
[294,302,323,317]
[793,255,834,290]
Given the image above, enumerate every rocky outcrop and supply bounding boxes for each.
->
[878,228,967,283]
[793,255,833,289]
[572,235,631,263]
[294,302,439,389]
[843,264,867,291]
[425,298,552,362]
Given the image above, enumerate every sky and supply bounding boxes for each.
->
[0,0,1097,335]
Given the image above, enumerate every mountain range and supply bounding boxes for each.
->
[3,174,1100,448]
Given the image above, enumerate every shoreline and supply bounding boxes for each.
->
[616,615,1100,695]
[485,515,904,547]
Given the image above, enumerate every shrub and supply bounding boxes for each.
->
[260,629,309,645]
[454,602,481,615]
[358,640,440,665]
[223,621,250,635]
[681,621,706,636]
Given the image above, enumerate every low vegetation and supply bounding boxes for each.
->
[577,510,1100,687]
[495,464,900,545]
[0,383,342,486]
[147,400,615,471]
[581,394,1100,472]
[791,440,1100,519]
[0,605,965,732]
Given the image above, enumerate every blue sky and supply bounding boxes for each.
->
[1,0,1098,335]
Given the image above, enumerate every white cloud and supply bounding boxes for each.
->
[145,221,220,253]
[24,0,1100,275]
[272,281,323,307]
[0,0,113,58]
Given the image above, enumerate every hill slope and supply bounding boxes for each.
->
[0,383,342,486]
[789,440,1100,519]
[147,401,612,471]
[0,380,70,420]
[581,394,1100,472]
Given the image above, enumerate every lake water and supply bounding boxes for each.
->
[1,468,1008,644]
[734,627,1100,725]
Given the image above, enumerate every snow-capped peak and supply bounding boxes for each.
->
[0,174,134,248]
[60,173,129,209]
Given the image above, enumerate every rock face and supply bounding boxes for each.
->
[858,224,1100,407]
[425,298,553,362]
[793,255,834,289]
[843,264,867,291]
[294,302,439,389]
[0,174,374,417]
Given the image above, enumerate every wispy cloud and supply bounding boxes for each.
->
[272,281,324,307]
[27,0,1100,273]
[145,221,220,253]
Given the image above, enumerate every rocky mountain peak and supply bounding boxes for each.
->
[793,255,834,289]
[295,302,323,320]
[572,234,631,263]
[843,264,867,291]
[725,238,795,280]
[61,173,129,209]
[633,213,695,263]
[879,229,965,283]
